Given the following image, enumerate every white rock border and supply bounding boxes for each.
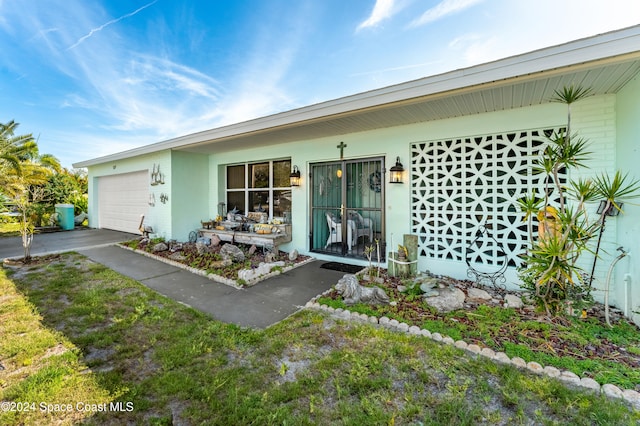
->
[304,290,640,410]
[118,244,316,289]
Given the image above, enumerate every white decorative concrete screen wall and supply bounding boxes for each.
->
[411,127,566,269]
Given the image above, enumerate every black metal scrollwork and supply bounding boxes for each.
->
[465,221,508,291]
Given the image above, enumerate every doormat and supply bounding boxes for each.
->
[320,262,364,274]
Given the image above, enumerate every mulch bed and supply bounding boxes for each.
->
[131,239,312,282]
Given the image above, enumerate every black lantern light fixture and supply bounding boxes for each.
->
[597,200,622,217]
[289,165,301,187]
[389,156,404,184]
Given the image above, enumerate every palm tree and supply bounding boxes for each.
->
[1,120,60,188]
[1,119,61,260]
[0,120,39,177]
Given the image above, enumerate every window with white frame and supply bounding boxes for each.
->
[226,159,292,219]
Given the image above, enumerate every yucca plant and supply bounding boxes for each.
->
[517,86,640,315]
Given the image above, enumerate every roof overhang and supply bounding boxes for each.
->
[74,25,640,168]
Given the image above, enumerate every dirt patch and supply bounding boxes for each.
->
[42,343,69,359]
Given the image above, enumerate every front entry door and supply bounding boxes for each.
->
[310,157,384,259]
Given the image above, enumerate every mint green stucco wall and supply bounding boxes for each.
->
[88,150,208,241]
[207,95,624,291]
[615,75,640,325]
[171,151,209,241]
[208,102,570,273]
[87,150,172,238]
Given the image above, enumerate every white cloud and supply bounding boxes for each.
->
[409,0,484,27]
[357,0,396,30]
[67,1,157,50]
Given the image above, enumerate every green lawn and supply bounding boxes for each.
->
[1,253,638,425]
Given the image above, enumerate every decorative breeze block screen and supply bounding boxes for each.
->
[411,128,565,268]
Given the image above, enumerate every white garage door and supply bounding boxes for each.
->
[98,170,149,234]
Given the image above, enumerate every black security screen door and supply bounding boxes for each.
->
[310,157,384,259]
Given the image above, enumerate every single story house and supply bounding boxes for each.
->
[74,25,640,325]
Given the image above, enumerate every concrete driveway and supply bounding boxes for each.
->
[0,228,136,260]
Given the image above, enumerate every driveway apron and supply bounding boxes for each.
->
[0,228,136,260]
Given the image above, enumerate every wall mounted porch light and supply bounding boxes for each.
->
[389,157,405,184]
[597,200,623,217]
[289,165,301,187]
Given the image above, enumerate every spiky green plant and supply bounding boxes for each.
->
[517,86,640,315]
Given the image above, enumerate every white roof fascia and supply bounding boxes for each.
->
[73,25,640,168]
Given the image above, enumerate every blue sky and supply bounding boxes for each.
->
[1,0,639,168]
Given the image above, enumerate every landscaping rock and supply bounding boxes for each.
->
[442,336,455,345]
[408,325,421,335]
[602,383,623,399]
[153,242,169,252]
[559,371,581,386]
[466,344,481,354]
[237,261,285,281]
[504,294,524,309]
[480,347,496,358]
[210,235,221,247]
[397,322,409,332]
[578,377,601,393]
[526,361,543,374]
[622,389,640,408]
[220,243,245,262]
[510,357,527,368]
[289,249,299,261]
[454,340,468,350]
[169,252,186,262]
[248,244,257,255]
[467,287,492,301]
[543,366,561,378]
[210,259,232,269]
[423,287,466,313]
[196,241,207,255]
[494,352,511,364]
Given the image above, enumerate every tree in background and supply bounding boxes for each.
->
[44,168,88,216]
[1,120,61,260]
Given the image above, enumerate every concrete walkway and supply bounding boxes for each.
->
[79,245,345,329]
[1,228,346,328]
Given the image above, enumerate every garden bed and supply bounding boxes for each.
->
[120,238,313,287]
[317,269,640,390]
